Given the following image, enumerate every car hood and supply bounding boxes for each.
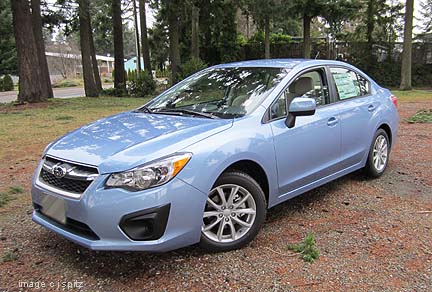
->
[46,111,233,174]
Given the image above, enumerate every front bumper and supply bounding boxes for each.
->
[31,173,207,252]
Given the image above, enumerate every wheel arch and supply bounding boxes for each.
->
[217,159,270,207]
[377,123,393,147]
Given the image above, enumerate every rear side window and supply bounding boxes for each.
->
[330,67,370,100]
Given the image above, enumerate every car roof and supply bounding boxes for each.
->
[213,58,351,69]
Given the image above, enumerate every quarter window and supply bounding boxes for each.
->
[330,67,370,100]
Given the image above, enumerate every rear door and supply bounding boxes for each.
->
[328,66,375,169]
[268,67,341,199]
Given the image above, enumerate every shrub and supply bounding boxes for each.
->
[177,58,207,81]
[52,79,82,88]
[270,33,292,44]
[287,233,320,263]
[407,109,432,123]
[0,192,13,207]
[2,74,14,91]
[0,78,3,91]
[1,250,18,263]
[101,86,128,97]
[127,70,156,97]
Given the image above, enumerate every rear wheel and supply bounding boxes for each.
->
[365,129,390,178]
[199,171,266,252]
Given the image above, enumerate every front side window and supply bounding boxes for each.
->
[270,68,329,120]
[330,67,370,100]
[146,67,289,119]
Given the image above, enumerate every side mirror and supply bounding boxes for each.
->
[285,97,316,128]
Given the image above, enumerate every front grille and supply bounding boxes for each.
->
[41,169,91,194]
[38,156,98,197]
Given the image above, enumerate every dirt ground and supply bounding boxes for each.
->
[0,98,431,292]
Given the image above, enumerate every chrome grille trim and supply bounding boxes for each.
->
[36,156,99,199]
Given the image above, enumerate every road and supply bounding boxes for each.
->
[0,85,113,103]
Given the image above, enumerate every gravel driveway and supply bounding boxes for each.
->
[0,98,431,291]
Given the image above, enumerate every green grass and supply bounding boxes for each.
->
[288,233,320,263]
[55,115,75,121]
[407,109,432,123]
[9,186,24,194]
[391,90,432,101]
[0,97,150,168]
[52,79,83,88]
[1,250,18,263]
[0,192,13,207]
[0,186,23,207]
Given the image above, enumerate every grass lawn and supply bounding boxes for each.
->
[0,97,149,173]
[391,89,432,101]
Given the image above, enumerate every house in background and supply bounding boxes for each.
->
[45,51,115,81]
[124,57,145,72]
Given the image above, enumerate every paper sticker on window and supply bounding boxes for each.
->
[332,72,359,100]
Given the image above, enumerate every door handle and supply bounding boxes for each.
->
[327,117,339,127]
[368,104,376,112]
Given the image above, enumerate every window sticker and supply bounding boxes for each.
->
[332,72,359,100]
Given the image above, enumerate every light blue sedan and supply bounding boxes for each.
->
[31,59,399,252]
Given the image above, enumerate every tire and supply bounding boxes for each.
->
[364,129,390,178]
[199,171,267,252]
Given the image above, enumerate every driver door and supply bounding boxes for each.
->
[268,67,341,200]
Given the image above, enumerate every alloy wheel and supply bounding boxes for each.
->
[202,184,257,243]
[372,135,388,172]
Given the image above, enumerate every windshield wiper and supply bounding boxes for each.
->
[155,108,219,119]
[135,106,153,113]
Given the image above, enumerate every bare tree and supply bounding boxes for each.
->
[139,0,152,72]
[133,0,142,72]
[400,0,414,90]
[10,0,45,103]
[31,0,53,98]
[47,48,81,79]
[112,0,126,89]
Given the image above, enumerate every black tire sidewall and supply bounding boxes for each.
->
[199,171,267,252]
[365,129,390,178]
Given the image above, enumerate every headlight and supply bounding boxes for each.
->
[106,153,192,191]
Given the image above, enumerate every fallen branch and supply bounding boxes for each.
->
[416,211,432,214]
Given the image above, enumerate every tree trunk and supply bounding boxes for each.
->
[31,0,53,99]
[191,5,200,59]
[78,0,98,97]
[366,0,375,68]
[10,0,45,103]
[303,15,312,59]
[139,0,152,73]
[112,0,126,90]
[264,16,270,59]
[168,8,181,83]
[89,22,102,91]
[133,0,142,73]
[400,0,414,90]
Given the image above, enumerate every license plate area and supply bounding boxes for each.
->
[40,194,66,225]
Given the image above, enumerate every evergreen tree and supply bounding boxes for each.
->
[0,0,17,75]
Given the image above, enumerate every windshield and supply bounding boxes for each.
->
[145,67,289,119]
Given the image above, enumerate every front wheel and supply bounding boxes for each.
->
[199,171,267,252]
[364,129,390,178]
